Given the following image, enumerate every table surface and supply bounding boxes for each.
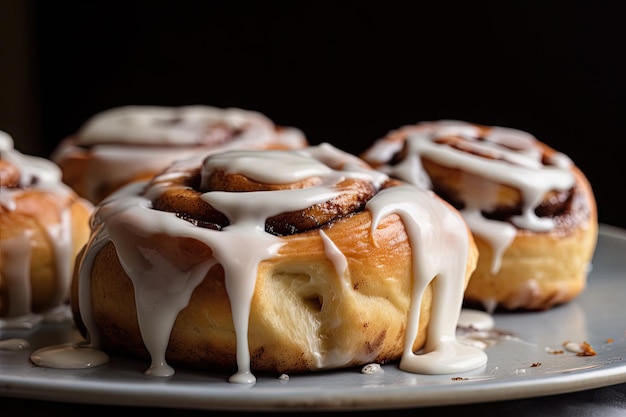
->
[2,381,626,416]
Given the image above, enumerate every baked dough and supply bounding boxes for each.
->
[51,105,308,204]
[361,120,598,311]
[71,143,485,382]
[0,131,92,325]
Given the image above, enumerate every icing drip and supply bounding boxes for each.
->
[319,230,349,282]
[0,131,81,327]
[33,143,486,383]
[363,120,576,274]
[367,185,487,373]
[0,131,65,190]
[51,105,308,203]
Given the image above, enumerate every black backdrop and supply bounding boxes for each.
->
[14,1,626,228]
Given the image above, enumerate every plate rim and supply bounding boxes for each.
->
[1,224,625,411]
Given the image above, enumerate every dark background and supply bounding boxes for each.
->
[1,1,624,229]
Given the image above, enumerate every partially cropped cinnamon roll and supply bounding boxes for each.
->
[361,120,598,311]
[51,105,308,204]
[70,143,486,383]
[0,131,92,328]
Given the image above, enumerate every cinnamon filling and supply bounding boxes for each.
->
[149,167,380,236]
[406,133,580,231]
[427,169,579,232]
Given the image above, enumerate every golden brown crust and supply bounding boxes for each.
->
[149,167,380,235]
[362,121,599,311]
[0,188,92,316]
[55,146,156,205]
[71,150,478,374]
[76,208,478,374]
[377,124,575,215]
[52,106,309,205]
[463,163,598,311]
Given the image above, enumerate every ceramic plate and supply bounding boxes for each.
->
[1,224,625,411]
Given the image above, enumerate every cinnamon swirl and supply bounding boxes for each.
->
[361,120,598,311]
[51,105,308,204]
[69,143,486,383]
[0,131,92,328]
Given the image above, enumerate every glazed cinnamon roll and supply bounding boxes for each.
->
[361,120,598,311]
[51,105,308,204]
[70,143,486,383]
[0,131,92,328]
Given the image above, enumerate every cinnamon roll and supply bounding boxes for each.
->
[0,131,92,328]
[361,120,598,311]
[70,143,486,383]
[51,105,308,204]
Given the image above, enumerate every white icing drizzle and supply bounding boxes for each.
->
[367,185,487,374]
[0,338,30,351]
[77,105,280,146]
[457,309,495,331]
[0,131,84,328]
[319,230,349,282]
[51,105,308,203]
[363,120,576,274]
[31,343,109,369]
[0,130,67,199]
[33,143,486,382]
[315,229,363,370]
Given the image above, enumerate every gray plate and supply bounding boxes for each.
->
[1,224,625,411]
